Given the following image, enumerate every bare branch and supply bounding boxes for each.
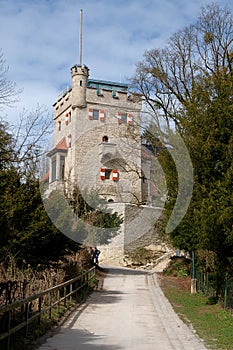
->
[0,50,21,110]
[12,105,53,175]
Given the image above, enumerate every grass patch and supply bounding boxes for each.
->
[160,275,233,350]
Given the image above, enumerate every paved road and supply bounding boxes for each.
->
[37,267,208,350]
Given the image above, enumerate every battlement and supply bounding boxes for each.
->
[71,64,89,77]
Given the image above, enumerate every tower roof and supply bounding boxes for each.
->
[88,79,128,92]
[47,137,68,157]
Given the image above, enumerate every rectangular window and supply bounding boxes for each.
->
[121,113,127,124]
[68,134,72,147]
[89,109,105,121]
[100,168,118,181]
[51,158,56,182]
[117,112,133,124]
[93,109,99,120]
[60,156,65,180]
[112,90,118,98]
[105,169,113,179]
[97,86,102,96]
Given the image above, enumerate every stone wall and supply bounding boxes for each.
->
[123,204,162,249]
[73,122,143,204]
[98,203,166,264]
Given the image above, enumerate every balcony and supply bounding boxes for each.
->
[99,142,119,164]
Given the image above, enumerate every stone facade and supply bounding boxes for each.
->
[48,64,146,204]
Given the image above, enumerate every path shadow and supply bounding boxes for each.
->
[38,327,123,350]
[99,265,147,275]
[88,289,127,304]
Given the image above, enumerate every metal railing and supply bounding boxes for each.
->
[0,266,96,349]
[196,270,233,310]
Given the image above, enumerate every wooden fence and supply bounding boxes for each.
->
[0,266,96,350]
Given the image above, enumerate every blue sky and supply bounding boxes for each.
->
[0,0,232,124]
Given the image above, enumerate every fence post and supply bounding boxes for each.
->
[49,291,52,319]
[191,251,197,294]
[86,271,89,289]
[38,296,42,325]
[206,272,209,293]
[64,286,67,308]
[224,282,228,310]
[57,290,60,314]
[7,310,11,350]
[24,302,29,337]
[69,283,73,303]
[75,278,79,299]
[201,271,203,292]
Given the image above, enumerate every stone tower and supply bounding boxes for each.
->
[71,64,89,108]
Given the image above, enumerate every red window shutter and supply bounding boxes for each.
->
[117,112,122,124]
[112,169,119,181]
[88,108,93,120]
[127,113,133,125]
[100,168,105,180]
[99,109,105,122]
[65,113,69,125]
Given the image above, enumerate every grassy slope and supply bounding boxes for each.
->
[159,275,233,350]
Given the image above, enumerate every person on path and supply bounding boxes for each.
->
[92,247,100,265]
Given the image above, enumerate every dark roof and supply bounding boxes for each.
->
[87,79,128,92]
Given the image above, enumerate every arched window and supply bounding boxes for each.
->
[102,135,108,142]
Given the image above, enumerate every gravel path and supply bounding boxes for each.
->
[37,267,209,350]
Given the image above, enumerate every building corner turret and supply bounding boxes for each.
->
[71,64,89,108]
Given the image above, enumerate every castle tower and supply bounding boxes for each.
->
[46,9,150,205]
[71,64,89,108]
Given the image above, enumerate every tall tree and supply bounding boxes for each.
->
[0,121,17,247]
[132,3,233,285]
[0,51,78,267]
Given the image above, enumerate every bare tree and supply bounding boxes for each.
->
[13,105,53,176]
[0,51,52,176]
[0,50,20,110]
[131,3,233,130]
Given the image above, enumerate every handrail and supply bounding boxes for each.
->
[0,266,96,349]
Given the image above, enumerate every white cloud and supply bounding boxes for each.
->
[0,0,232,124]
